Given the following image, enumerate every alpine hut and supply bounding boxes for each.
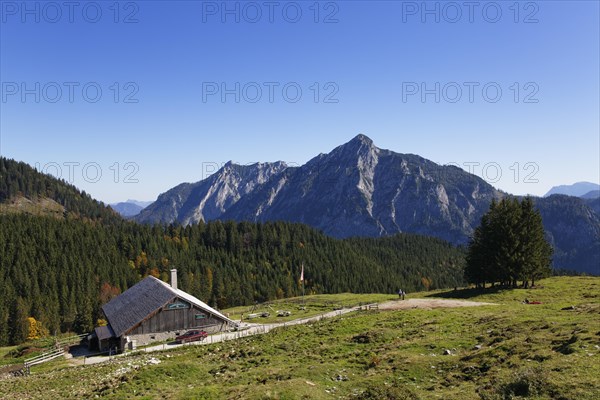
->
[93,269,236,352]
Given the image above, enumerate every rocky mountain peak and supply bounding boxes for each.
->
[352,133,374,145]
[134,136,599,274]
[324,134,380,168]
[343,134,377,153]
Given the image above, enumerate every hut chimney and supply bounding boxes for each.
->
[170,269,178,290]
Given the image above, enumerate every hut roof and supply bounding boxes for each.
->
[102,276,235,337]
[94,325,116,341]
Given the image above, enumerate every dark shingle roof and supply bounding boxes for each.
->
[94,325,115,341]
[102,277,175,337]
[102,276,236,337]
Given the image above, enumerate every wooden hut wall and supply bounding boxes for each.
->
[127,297,226,335]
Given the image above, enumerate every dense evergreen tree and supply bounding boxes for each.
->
[0,214,466,345]
[518,198,554,286]
[0,156,468,345]
[465,197,553,288]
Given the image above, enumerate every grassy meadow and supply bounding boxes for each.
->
[0,276,598,399]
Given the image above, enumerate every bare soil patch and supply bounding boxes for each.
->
[378,298,496,310]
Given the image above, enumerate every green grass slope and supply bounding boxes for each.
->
[1,276,598,399]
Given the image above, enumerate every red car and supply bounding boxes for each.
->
[175,329,208,344]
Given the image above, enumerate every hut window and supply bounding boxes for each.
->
[167,301,189,310]
[194,314,206,320]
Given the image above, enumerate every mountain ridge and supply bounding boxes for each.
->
[136,135,503,243]
[134,135,598,273]
[545,181,600,198]
[110,202,145,217]
[136,161,288,225]
[581,190,600,200]
[219,135,502,243]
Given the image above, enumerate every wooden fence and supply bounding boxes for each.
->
[20,333,87,374]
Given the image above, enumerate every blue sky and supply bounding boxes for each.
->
[1,0,598,203]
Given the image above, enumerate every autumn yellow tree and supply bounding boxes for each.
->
[26,317,49,341]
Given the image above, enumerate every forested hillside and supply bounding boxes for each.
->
[0,157,119,222]
[0,214,465,345]
[345,235,465,290]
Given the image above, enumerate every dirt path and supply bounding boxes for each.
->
[379,298,496,310]
[133,308,355,355]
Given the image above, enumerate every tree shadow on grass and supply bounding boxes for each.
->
[424,286,508,299]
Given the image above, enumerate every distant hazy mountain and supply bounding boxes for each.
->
[110,199,153,217]
[545,182,600,198]
[135,135,599,273]
[110,202,143,217]
[581,190,600,199]
[127,199,153,208]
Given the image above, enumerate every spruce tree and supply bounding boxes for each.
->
[518,197,553,287]
[465,205,493,288]
[466,197,553,287]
